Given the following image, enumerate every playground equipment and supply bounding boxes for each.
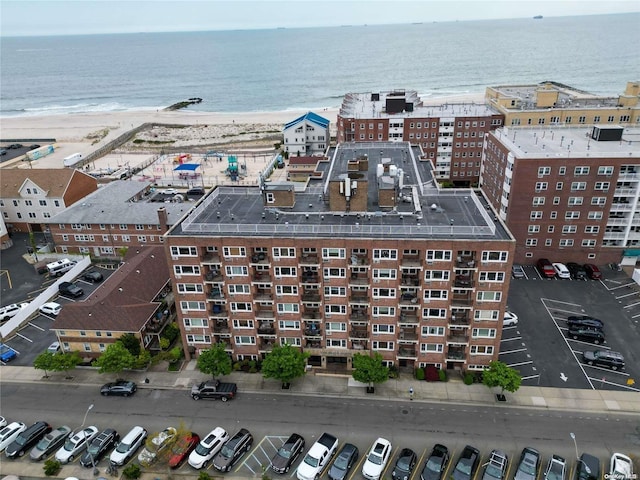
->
[224,155,246,181]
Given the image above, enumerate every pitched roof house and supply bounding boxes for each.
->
[283,111,330,156]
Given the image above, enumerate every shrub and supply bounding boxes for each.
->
[415,367,425,380]
[162,322,180,343]
[425,365,440,382]
[438,369,448,382]
[159,337,170,350]
[43,459,61,476]
[388,365,399,379]
[233,361,242,371]
[199,471,212,480]
[463,372,474,385]
[123,463,142,479]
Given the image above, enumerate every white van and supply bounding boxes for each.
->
[63,152,83,167]
[46,258,76,277]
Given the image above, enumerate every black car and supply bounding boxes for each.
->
[582,350,625,370]
[58,281,84,298]
[82,271,104,283]
[29,144,41,150]
[0,148,7,156]
[566,263,587,280]
[451,445,480,480]
[4,421,51,458]
[421,444,450,480]
[7,143,23,149]
[80,428,120,467]
[568,326,606,344]
[392,448,418,480]
[574,453,600,480]
[329,443,359,480]
[270,433,305,474]
[213,428,253,472]
[100,380,137,397]
[566,316,604,330]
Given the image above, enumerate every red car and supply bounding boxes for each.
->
[168,431,200,469]
[583,263,602,280]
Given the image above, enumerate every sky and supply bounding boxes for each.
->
[1,0,639,37]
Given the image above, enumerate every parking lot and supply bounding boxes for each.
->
[503,264,640,392]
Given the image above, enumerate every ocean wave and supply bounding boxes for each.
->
[2,102,161,118]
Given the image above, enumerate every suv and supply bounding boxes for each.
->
[0,303,29,322]
[544,455,567,480]
[362,438,392,480]
[566,263,587,280]
[110,426,147,466]
[80,428,120,467]
[566,316,604,330]
[568,326,605,344]
[482,450,508,480]
[58,281,84,298]
[575,453,600,480]
[583,264,602,280]
[213,428,253,472]
[537,258,556,278]
[582,350,625,370]
[4,421,51,458]
[271,433,305,474]
[188,427,229,469]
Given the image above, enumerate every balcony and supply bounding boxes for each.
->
[398,312,419,324]
[208,287,223,299]
[212,321,230,334]
[351,339,368,351]
[213,338,232,350]
[254,289,273,302]
[301,273,320,284]
[446,332,469,344]
[455,256,477,269]
[205,269,223,282]
[305,339,322,349]
[202,251,221,264]
[299,254,320,265]
[304,323,322,337]
[302,309,321,320]
[454,275,474,288]
[400,292,419,305]
[210,305,228,318]
[452,292,473,307]
[399,327,418,342]
[446,347,467,361]
[302,293,321,303]
[252,272,272,283]
[449,313,471,327]
[398,346,418,359]
[401,256,421,268]
[349,254,370,266]
[349,326,368,339]
[259,340,275,352]
[255,309,275,320]
[349,294,369,304]
[250,252,269,264]
[349,274,369,286]
[401,275,421,287]
[257,321,276,335]
[349,311,368,323]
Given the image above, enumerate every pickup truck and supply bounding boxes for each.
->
[296,432,339,480]
[58,281,84,298]
[191,379,237,401]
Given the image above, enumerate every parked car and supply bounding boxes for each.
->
[188,426,229,469]
[583,264,602,280]
[451,445,481,480]
[138,427,177,467]
[0,422,27,453]
[0,148,7,156]
[29,144,41,150]
[0,417,6,428]
[328,443,359,480]
[566,263,587,280]
[609,453,634,480]
[482,450,509,480]
[168,431,200,469]
[29,425,71,461]
[5,421,51,458]
[39,302,62,317]
[47,342,61,354]
[537,258,556,278]
[0,343,18,363]
[80,428,119,467]
[213,428,253,472]
[552,263,571,279]
[296,432,338,480]
[271,433,305,474]
[0,303,29,322]
[362,437,392,480]
[568,326,605,344]
[109,425,147,466]
[7,143,23,149]
[58,281,84,298]
[514,447,541,480]
[503,311,519,326]
[420,444,450,480]
[55,426,99,463]
[544,455,567,480]
[100,380,137,397]
[82,271,104,283]
[574,453,600,480]
[191,379,237,401]
[512,264,525,279]
[392,448,417,480]
[567,316,604,330]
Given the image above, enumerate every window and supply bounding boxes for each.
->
[326,322,347,332]
[235,336,256,345]
[135,224,144,230]
[272,247,295,257]
[477,291,502,301]
[184,318,208,327]
[372,306,396,316]
[598,166,614,175]
[326,339,347,348]
[373,269,397,279]
[470,345,494,355]
[568,197,583,206]
[171,246,197,256]
[538,166,551,176]
[266,193,275,204]
[231,302,252,312]
[571,182,587,191]
[472,328,496,338]
[323,286,346,297]
[423,308,446,318]
[177,283,204,293]
[278,319,300,329]
[584,226,599,234]
[322,248,346,259]
[559,239,574,247]
[550,211,558,219]
[223,246,246,257]
[426,250,452,261]
[421,344,444,353]
[372,341,394,350]
[594,182,610,191]
[525,239,538,247]
[534,182,548,191]
[228,284,250,294]
[277,303,299,314]
[530,211,543,220]
[373,324,395,334]
[545,239,553,246]
[424,290,448,300]
[588,211,603,220]
[474,310,499,320]
[532,197,545,206]
[574,166,590,176]
[187,334,212,344]
[180,301,206,311]
[276,285,298,295]
[582,239,597,247]
[325,304,346,314]
[528,225,540,233]
[422,326,445,336]
[565,211,580,219]
[174,265,201,275]
[39,200,47,206]
[323,267,345,278]
[372,288,396,298]
[481,251,508,262]
[137,236,147,243]
[373,249,397,260]
[424,270,450,281]
[479,272,505,282]
[274,266,297,277]
[225,265,248,276]
[553,197,560,205]
[562,225,577,234]
[121,235,130,242]
[233,319,254,329]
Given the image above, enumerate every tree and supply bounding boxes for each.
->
[352,353,389,392]
[482,360,522,396]
[94,342,135,375]
[196,343,232,379]
[118,333,141,357]
[50,351,81,379]
[33,351,56,378]
[261,344,309,386]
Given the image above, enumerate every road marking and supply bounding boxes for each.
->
[540,298,582,307]
[521,375,540,381]
[588,376,640,392]
[15,332,33,343]
[560,373,568,382]
[615,291,638,299]
[506,361,533,367]
[27,322,45,331]
[582,364,629,376]
[632,312,640,318]
[623,300,640,308]
[498,348,527,355]
[500,336,522,342]
[565,338,611,350]
[605,282,637,291]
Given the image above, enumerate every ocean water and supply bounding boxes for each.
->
[1,13,638,117]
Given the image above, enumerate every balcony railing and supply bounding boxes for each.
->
[400,257,421,268]
[449,315,471,326]
[399,312,419,324]
[210,305,228,317]
[304,325,322,337]
[202,252,221,263]
[399,329,418,341]
[454,275,474,288]
[212,322,230,334]
[446,333,469,344]
[299,254,320,265]
[254,291,273,302]
[349,254,370,266]
[208,287,223,299]
[255,309,275,319]
[250,252,269,264]
[259,341,275,352]
[349,312,368,322]
[349,275,369,285]
[401,276,421,286]
[302,310,322,320]
[205,270,223,282]
[349,327,368,339]
[349,294,369,304]
[301,273,320,284]
[446,348,467,361]
[302,293,321,302]
[257,322,276,335]
[455,257,477,269]
[452,293,473,307]
[252,272,272,282]
[398,347,418,358]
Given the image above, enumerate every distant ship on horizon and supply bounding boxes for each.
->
[533,15,543,19]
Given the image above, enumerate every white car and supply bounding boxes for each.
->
[0,422,27,452]
[138,427,177,467]
[503,311,519,326]
[362,438,392,480]
[164,188,178,195]
[110,425,147,466]
[610,453,633,479]
[39,302,62,317]
[188,427,229,469]
[0,303,29,322]
[55,426,98,463]
[47,342,61,354]
[552,263,570,279]
[0,417,6,428]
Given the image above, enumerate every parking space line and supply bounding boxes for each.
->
[588,376,640,392]
[16,332,33,343]
[498,348,527,355]
[605,282,637,291]
[521,375,540,381]
[548,307,585,316]
[623,300,640,308]
[615,291,638,299]
[27,322,45,332]
[541,298,582,307]
[500,336,522,342]
[506,361,533,367]
[566,338,611,350]
[632,312,640,318]
[582,365,629,376]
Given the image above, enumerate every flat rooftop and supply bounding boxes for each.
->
[170,143,512,241]
[339,90,497,119]
[492,126,640,159]
[49,181,194,225]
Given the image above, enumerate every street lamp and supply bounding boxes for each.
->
[569,432,579,461]
[81,404,98,475]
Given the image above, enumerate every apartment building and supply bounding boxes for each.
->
[283,111,330,156]
[485,81,640,127]
[46,181,193,257]
[481,125,640,264]
[336,90,504,187]
[165,142,515,373]
[0,169,98,233]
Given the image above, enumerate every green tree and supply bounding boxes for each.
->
[482,360,522,395]
[352,353,389,390]
[196,343,232,379]
[94,342,135,375]
[261,344,309,386]
[33,351,56,378]
[118,333,141,357]
[50,351,81,379]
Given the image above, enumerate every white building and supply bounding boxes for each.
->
[283,111,330,156]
